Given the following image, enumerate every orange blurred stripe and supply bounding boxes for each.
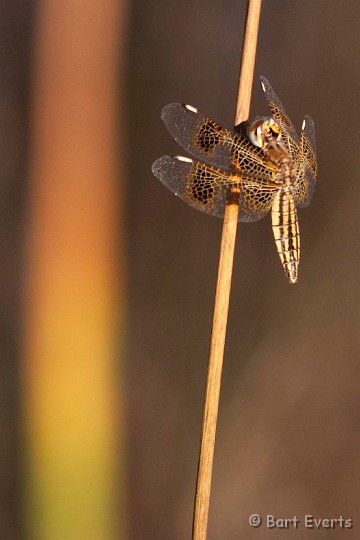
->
[23,1,127,539]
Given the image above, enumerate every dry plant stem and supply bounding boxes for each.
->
[192,1,262,539]
[192,202,239,540]
[235,0,263,126]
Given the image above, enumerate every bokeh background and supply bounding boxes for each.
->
[1,0,359,539]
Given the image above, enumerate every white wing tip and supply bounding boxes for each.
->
[261,81,266,92]
[185,104,198,113]
[302,118,306,130]
[175,155,193,163]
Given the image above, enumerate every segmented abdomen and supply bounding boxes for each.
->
[271,189,300,283]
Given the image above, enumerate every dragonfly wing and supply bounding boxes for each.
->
[161,103,277,181]
[152,155,277,222]
[294,115,317,207]
[240,176,279,222]
[259,76,300,156]
[161,103,233,170]
[301,115,317,175]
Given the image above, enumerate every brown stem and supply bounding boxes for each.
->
[192,1,262,539]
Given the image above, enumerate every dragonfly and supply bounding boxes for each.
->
[152,77,317,283]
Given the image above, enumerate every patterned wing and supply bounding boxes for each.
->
[259,76,300,157]
[152,155,278,223]
[161,103,277,181]
[293,115,317,207]
[301,115,317,176]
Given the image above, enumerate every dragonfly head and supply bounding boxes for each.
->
[248,117,281,149]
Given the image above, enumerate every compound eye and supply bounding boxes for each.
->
[248,118,267,147]
[248,117,281,147]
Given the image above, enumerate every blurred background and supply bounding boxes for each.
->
[1,0,359,539]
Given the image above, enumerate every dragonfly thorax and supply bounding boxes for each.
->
[249,117,291,166]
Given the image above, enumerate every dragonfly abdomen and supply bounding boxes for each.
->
[271,189,300,283]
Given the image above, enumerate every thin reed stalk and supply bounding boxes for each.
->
[192,2,262,538]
